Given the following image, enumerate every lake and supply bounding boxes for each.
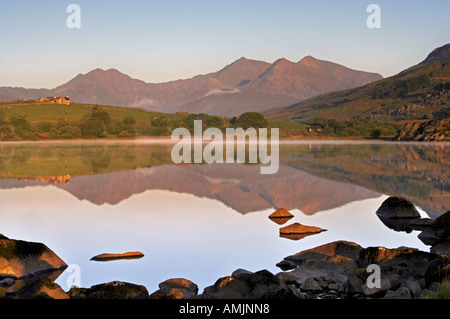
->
[0,140,448,293]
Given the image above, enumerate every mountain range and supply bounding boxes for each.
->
[0,56,382,117]
[264,43,450,122]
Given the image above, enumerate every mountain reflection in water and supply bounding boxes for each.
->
[0,140,448,217]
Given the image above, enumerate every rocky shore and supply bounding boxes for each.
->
[1,197,449,300]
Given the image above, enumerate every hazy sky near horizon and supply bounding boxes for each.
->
[0,0,449,88]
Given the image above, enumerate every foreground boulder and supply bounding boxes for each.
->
[275,240,450,299]
[0,234,67,280]
[201,269,302,299]
[150,278,199,299]
[68,281,149,299]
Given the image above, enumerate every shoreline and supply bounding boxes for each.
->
[0,136,449,145]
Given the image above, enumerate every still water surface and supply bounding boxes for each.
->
[0,140,448,292]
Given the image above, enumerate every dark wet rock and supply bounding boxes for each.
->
[345,275,365,295]
[0,278,15,287]
[401,278,422,296]
[0,235,67,280]
[408,218,433,231]
[69,281,149,299]
[430,241,450,255]
[276,260,297,271]
[375,197,421,219]
[274,285,305,299]
[300,277,322,293]
[377,215,417,232]
[201,269,290,299]
[418,211,450,252]
[362,278,391,298]
[433,210,450,227]
[150,278,198,299]
[424,258,450,286]
[383,286,412,299]
[4,289,16,298]
[273,240,450,299]
[418,227,442,246]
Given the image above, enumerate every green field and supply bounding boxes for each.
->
[0,102,184,125]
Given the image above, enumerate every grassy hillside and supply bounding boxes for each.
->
[0,101,297,140]
[264,58,450,124]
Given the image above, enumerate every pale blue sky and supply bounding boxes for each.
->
[0,0,449,88]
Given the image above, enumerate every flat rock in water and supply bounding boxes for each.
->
[90,252,144,262]
[279,223,326,235]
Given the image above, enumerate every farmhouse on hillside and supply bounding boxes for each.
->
[24,96,70,105]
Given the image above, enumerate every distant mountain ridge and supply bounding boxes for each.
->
[264,43,450,122]
[0,56,382,117]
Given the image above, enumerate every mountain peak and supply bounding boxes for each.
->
[298,55,320,66]
[273,57,293,65]
[236,56,249,62]
[212,57,271,87]
[418,43,450,66]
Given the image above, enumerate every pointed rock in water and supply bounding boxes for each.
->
[269,208,294,225]
[279,222,326,235]
[269,208,294,219]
